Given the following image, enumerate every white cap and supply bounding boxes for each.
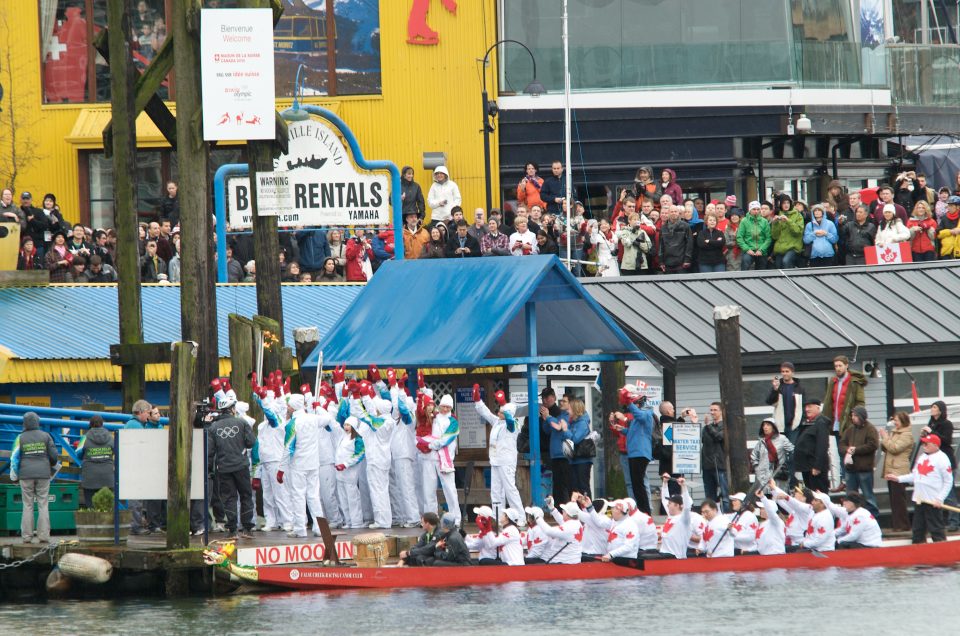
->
[439,395,454,408]
[883,203,896,213]
[611,499,629,514]
[623,497,637,512]
[472,505,494,518]
[730,492,747,502]
[504,508,523,525]
[559,502,581,518]
[524,506,544,521]
[217,394,236,410]
[813,491,831,505]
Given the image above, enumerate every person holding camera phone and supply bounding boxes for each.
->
[517,162,546,210]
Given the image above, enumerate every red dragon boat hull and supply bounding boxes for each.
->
[254,539,960,591]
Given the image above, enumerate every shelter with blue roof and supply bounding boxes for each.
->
[302,255,643,505]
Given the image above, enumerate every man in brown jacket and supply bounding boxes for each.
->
[402,211,430,259]
[822,354,867,490]
[839,406,879,518]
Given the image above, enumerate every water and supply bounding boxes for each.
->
[4,566,960,635]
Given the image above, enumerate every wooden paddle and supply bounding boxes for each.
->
[315,516,339,565]
[921,500,960,514]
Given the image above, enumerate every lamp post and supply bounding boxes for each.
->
[481,40,545,213]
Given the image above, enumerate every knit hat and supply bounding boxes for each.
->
[439,394,454,408]
[748,200,761,211]
[287,394,305,412]
[724,195,737,207]
[440,512,458,530]
[852,406,869,423]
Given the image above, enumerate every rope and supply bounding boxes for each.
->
[775,268,860,363]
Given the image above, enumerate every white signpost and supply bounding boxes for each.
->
[671,422,702,475]
[200,8,276,141]
[118,430,205,500]
[227,118,390,228]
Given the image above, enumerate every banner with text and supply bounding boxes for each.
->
[201,8,275,141]
[671,422,701,474]
[227,118,390,228]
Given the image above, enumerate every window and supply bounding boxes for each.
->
[41,0,169,104]
[892,365,960,411]
[743,371,832,431]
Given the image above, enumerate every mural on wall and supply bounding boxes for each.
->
[407,0,457,45]
[278,0,381,96]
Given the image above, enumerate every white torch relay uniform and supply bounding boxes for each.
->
[356,394,396,529]
[313,397,345,529]
[419,397,461,526]
[389,387,420,527]
[279,395,326,538]
[252,392,291,531]
[475,399,523,522]
[333,418,365,528]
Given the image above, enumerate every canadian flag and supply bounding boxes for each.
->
[865,244,912,265]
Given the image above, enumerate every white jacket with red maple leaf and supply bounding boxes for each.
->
[487,525,525,566]
[898,450,953,504]
[730,510,760,553]
[700,513,735,557]
[831,504,882,547]
[536,512,584,564]
[659,488,693,559]
[773,486,813,547]
[606,516,641,558]
[757,497,786,555]
[579,506,611,556]
[524,524,549,560]
[801,509,836,551]
[629,510,659,550]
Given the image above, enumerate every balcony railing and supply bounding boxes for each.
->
[888,43,960,106]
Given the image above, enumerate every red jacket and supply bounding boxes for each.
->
[345,238,374,282]
[907,217,937,254]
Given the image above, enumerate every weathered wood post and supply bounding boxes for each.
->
[228,314,257,418]
[167,341,197,554]
[713,305,750,495]
[600,360,627,498]
[106,0,144,412]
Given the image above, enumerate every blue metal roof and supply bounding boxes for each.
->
[0,284,363,360]
[303,256,641,369]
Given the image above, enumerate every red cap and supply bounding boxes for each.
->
[920,434,941,447]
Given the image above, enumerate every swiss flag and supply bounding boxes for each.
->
[865,244,912,266]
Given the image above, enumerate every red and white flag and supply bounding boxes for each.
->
[865,244,913,265]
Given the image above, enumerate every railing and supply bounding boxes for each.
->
[0,404,168,480]
[888,43,960,106]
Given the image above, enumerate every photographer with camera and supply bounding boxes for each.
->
[207,393,256,539]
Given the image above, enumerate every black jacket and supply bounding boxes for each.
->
[540,175,566,216]
[842,220,877,257]
[140,254,167,282]
[401,178,425,218]
[793,415,831,473]
[701,420,726,471]
[159,195,180,226]
[408,528,438,562]
[444,233,481,258]
[24,205,59,245]
[928,401,955,468]
[207,415,255,473]
[434,528,472,564]
[659,219,693,269]
[79,427,115,490]
[696,227,726,265]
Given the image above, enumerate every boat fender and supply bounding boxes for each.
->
[57,552,113,584]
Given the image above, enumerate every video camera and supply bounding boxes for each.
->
[193,401,221,428]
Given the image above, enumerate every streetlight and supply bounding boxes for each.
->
[281,64,311,122]
[481,40,544,213]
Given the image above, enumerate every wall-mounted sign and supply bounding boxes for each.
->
[407,0,457,45]
[227,118,390,228]
[201,8,276,141]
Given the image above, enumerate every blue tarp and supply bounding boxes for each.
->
[303,256,641,368]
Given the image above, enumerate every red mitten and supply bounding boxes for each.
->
[472,383,481,402]
[368,365,382,383]
[387,368,397,387]
[495,390,507,406]
[210,378,222,392]
[417,370,425,389]
[252,478,261,491]
[346,380,360,398]
[332,364,345,384]
[255,386,267,399]
[416,439,432,453]
[282,377,291,395]
[335,464,346,472]
[358,380,373,398]
[222,379,232,392]
[312,401,322,411]
[300,383,311,395]
[276,471,284,484]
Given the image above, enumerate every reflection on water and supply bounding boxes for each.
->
[3,566,959,635]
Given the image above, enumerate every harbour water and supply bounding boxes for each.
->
[3,565,958,635]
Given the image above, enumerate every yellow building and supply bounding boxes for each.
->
[0,1,501,228]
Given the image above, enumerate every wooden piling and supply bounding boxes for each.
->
[713,305,750,495]
[600,360,627,498]
[167,341,197,551]
[228,314,257,419]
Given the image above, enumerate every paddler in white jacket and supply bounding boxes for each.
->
[473,383,523,524]
[537,498,584,564]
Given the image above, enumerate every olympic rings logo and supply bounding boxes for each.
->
[216,425,240,438]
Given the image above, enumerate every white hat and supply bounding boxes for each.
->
[235,401,250,415]
[611,499,629,514]
[439,395,454,408]
[730,492,747,502]
[623,497,637,512]
[504,508,523,525]
[524,506,544,521]
[286,394,305,412]
[883,203,896,213]
[216,394,236,410]
[559,502,580,518]
[813,491,831,505]
[344,415,359,429]
[433,165,449,177]
[748,200,761,211]
[501,402,517,417]
[472,505,494,518]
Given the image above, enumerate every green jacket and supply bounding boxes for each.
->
[770,209,805,255]
[821,371,867,437]
[736,213,771,254]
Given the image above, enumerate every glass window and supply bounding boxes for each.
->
[892,369,939,401]
[945,370,960,396]
[85,149,166,226]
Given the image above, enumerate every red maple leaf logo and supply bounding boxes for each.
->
[533,537,542,545]
[574,527,584,542]
[647,517,655,526]
[703,527,715,542]
[880,246,898,263]
[948,467,953,474]
[732,523,743,533]
[607,531,618,543]
[853,518,861,525]
[869,514,875,520]
[786,514,794,527]
[917,459,935,476]
[626,532,635,540]
[526,538,531,549]
[755,527,764,540]
[844,524,851,534]
[817,526,826,535]
[749,522,758,530]
[806,521,815,535]
[662,518,674,535]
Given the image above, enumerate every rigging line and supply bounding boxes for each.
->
[775,267,859,363]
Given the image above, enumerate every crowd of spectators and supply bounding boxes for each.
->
[9,163,960,285]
